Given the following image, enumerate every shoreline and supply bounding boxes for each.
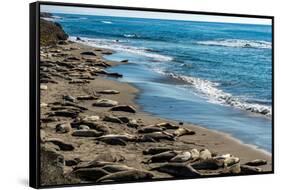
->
[40,38,272,185]
[73,40,272,157]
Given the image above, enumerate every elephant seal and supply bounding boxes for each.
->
[170,151,192,162]
[245,159,267,166]
[96,169,153,182]
[138,126,164,133]
[147,151,178,163]
[143,147,172,155]
[173,128,195,137]
[199,149,212,160]
[101,164,135,173]
[151,163,201,177]
[72,168,109,181]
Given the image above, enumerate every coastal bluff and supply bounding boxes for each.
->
[40,17,68,46]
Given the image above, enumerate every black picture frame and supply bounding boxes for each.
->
[30,1,274,189]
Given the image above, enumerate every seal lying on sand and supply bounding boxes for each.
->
[151,163,201,177]
[96,169,153,182]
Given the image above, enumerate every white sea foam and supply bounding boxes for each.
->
[197,39,271,49]
[154,69,272,116]
[101,21,112,24]
[69,36,173,62]
[124,34,138,38]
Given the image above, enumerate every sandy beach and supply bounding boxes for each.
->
[40,37,272,186]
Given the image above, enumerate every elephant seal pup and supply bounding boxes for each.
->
[147,151,179,163]
[96,134,137,142]
[190,148,200,161]
[170,151,192,162]
[173,128,195,137]
[72,168,109,181]
[96,169,153,182]
[143,147,172,155]
[151,163,201,177]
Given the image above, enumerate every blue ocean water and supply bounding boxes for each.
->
[49,13,272,152]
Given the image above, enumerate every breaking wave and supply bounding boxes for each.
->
[197,39,271,49]
[154,69,272,116]
[69,36,173,62]
[101,21,112,24]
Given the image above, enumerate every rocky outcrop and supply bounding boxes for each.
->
[40,19,68,46]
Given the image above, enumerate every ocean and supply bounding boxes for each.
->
[49,13,272,152]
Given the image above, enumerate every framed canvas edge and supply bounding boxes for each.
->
[29,1,275,189]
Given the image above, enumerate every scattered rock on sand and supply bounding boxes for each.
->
[98,89,120,94]
[110,105,136,113]
[96,169,153,182]
[93,99,118,107]
[245,159,267,166]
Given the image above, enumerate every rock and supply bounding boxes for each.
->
[143,147,172,155]
[96,170,153,182]
[72,129,103,137]
[199,149,212,160]
[170,151,192,162]
[46,138,75,151]
[55,123,71,134]
[148,151,178,163]
[103,115,123,124]
[93,99,118,107]
[151,163,201,177]
[127,119,139,128]
[138,126,164,133]
[40,19,68,46]
[77,95,98,100]
[240,165,263,174]
[155,122,179,129]
[98,90,120,94]
[76,36,82,41]
[63,95,75,102]
[80,51,96,56]
[110,105,136,113]
[72,168,109,181]
[245,159,267,166]
[40,145,78,185]
[120,59,129,63]
[173,128,195,137]
[40,84,48,90]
